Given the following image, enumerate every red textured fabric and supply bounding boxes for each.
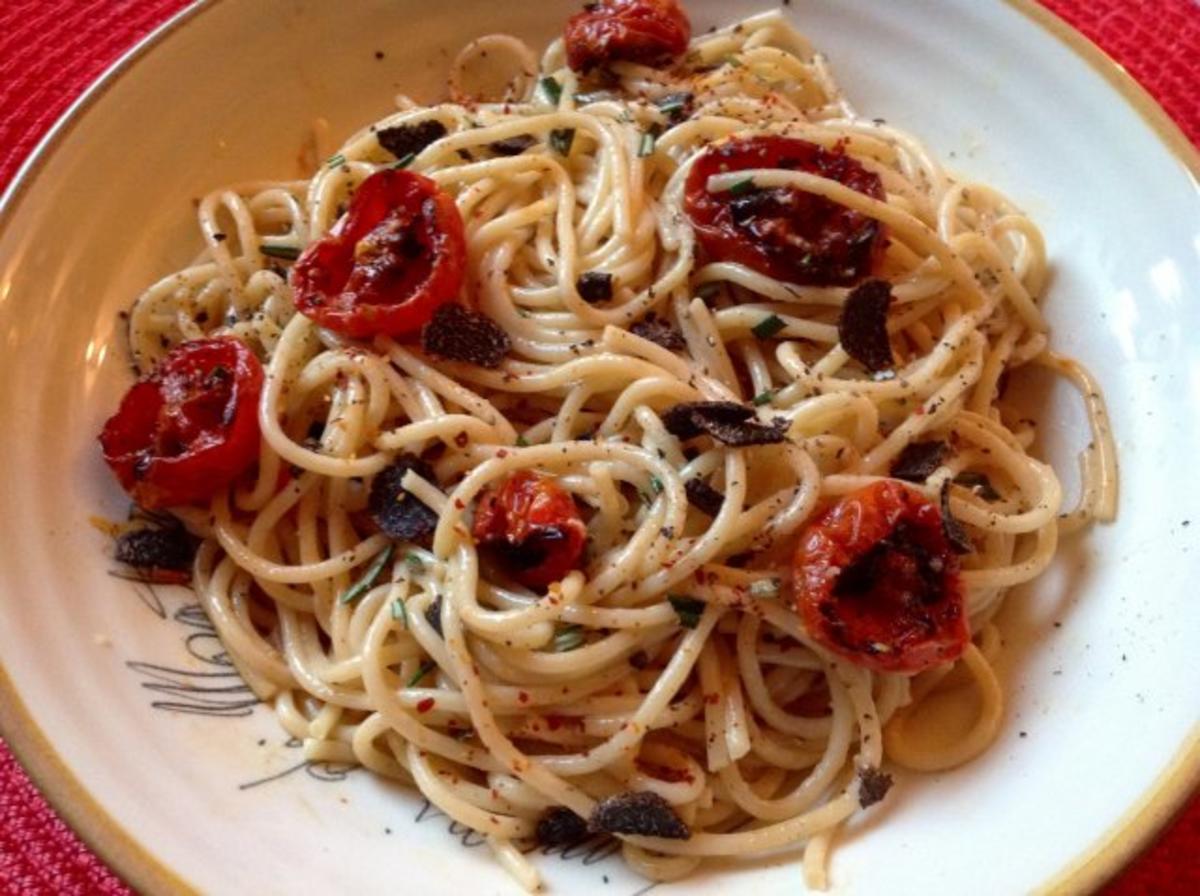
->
[0,1,1196,894]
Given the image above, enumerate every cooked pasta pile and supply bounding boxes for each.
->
[119,9,1115,890]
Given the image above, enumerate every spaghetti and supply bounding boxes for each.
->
[104,5,1117,890]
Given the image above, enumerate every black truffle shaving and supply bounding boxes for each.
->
[940,481,974,554]
[536,807,590,846]
[684,477,725,517]
[890,440,949,483]
[589,791,691,839]
[114,526,195,573]
[424,594,444,637]
[630,314,686,351]
[838,278,895,372]
[422,304,510,368]
[858,766,893,808]
[576,271,614,303]
[661,401,788,446]
[489,134,537,156]
[368,455,439,542]
[376,120,448,160]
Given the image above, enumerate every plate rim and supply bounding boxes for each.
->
[0,1,1196,893]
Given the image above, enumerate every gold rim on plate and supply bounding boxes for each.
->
[0,1,1196,893]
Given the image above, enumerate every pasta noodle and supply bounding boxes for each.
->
[115,8,1116,889]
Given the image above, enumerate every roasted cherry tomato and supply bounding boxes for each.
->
[684,135,886,286]
[291,169,466,338]
[792,480,968,673]
[564,0,691,73]
[472,471,587,589]
[99,338,264,509]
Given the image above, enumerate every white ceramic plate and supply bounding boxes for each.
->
[1,1,1197,893]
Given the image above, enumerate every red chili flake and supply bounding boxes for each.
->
[704,692,720,705]
[454,431,469,448]
[416,697,436,713]
[518,691,530,704]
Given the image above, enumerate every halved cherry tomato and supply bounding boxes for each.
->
[291,169,466,338]
[684,136,886,286]
[99,338,263,509]
[472,471,587,589]
[564,0,691,73]
[792,480,968,674]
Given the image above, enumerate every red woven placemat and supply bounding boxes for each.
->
[1,1,1197,894]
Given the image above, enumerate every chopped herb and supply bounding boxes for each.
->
[589,791,690,839]
[540,76,563,105]
[654,91,693,122]
[668,595,705,628]
[749,578,781,599]
[638,128,658,158]
[406,660,437,687]
[649,476,663,494]
[515,434,530,448]
[405,551,425,573]
[751,314,786,339]
[391,151,416,169]
[326,153,346,169]
[728,177,756,196]
[390,598,408,625]
[338,543,395,604]
[724,55,744,68]
[576,271,614,303]
[259,243,301,260]
[954,471,1001,501]
[752,390,775,407]
[553,624,585,652]
[695,281,721,300]
[549,128,576,156]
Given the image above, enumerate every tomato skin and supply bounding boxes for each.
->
[792,480,968,674]
[291,169,466,339]
[99,338,263,509]
[684,136,886,286]
[564,0,691,73]
[472,471,587,589]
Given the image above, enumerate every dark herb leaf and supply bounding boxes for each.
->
[576,271,614,303]
[654,91,694,123]
[552,624,585,652]
[858,766,893,808]
[377,120,448,160]
[838,279,894,372]
[752,390,774,407]
[406,660,437,687]
[422,304,510,368]
[489,134,537,156]
[630,314,685,351]
[260,243,300,260]
[339,543,395,604]
[661,401,788,446]
[549,128,575,156]
[368,455,439,541]
[540,76,563,105]
[114,527,195,573]
[589,791,691,839]
[668,595,705,628]
[954,471,1001,501]
[751,314,786,339]
[940,481,974,554]
[684,478,725,517]
[536,807,589,846]
[891,440,949,483]
[728,177,756,197]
